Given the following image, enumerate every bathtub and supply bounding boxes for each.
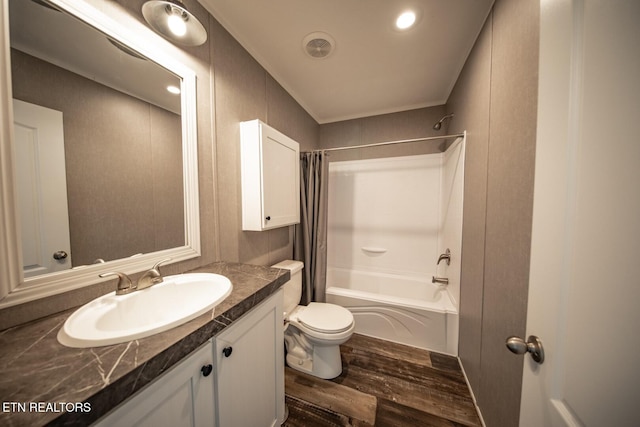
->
[325,268,458,356]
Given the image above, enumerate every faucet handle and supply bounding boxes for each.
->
[138,258,172,290]
[152,257,172,272]
[99,271,134,295]
[437,248,451,266]
[150,258,172,281]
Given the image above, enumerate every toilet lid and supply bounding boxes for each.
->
[297,303,353,333]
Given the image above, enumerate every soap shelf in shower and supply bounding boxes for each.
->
[361,247,387,254]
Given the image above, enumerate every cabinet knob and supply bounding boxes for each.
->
[265,216,271,221]
[222,346,233,358]
[200,364,213,377]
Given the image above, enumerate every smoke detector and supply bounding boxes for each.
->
[302,32,335,59]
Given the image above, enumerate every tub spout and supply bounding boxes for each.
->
[432,276,449,285]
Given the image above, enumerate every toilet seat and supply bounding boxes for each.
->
[294,303,353,334]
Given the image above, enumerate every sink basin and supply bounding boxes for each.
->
[57,273,232,348]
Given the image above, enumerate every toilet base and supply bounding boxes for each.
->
[285,343,343,379]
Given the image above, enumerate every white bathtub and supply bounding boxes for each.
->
[325,268,458,355]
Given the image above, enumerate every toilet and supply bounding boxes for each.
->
[272,260,354,379]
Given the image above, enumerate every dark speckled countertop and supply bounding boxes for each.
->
[0,262,288,427]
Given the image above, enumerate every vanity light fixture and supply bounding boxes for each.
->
[395,10,417,30]
[142,0,207,46]
[167,85,181,94]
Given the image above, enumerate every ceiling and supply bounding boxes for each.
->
[200,0,494,124]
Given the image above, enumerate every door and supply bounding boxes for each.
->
[13,99,72,277]
[261,126,300,229]
[519,1,640,425]
[94,341,215,427]
[215,290,284,427]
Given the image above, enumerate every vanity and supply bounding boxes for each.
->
[0,263,288,426]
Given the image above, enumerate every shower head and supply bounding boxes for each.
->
[433,113,454,130]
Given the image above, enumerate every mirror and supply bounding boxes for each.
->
[0,0,201,307]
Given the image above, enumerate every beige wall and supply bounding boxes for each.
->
[209,17,319,266]
[318,105,449,161]
[109,0,319,269]
[447,0,539,425]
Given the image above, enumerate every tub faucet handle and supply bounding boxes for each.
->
[437,249,451,266]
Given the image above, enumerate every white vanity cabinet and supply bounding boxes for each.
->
[240,120,300,231]
[214,289,284,427]
[94,341,215,427]
[92,290,284,427]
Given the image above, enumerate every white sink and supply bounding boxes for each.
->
[57,273,232,348]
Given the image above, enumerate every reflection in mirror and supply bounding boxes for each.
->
[0,0,200,309]
[9,0,185,277]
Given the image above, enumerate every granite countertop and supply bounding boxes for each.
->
[0,262,288,427]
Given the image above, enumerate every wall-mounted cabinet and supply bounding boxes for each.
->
[240,120,300,231]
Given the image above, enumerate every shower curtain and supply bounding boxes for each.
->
[294,151,329,304]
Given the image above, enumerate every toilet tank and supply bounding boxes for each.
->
[271,260,303,317]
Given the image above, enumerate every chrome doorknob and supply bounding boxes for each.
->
[506,335,545,364]
[53,250,68,260]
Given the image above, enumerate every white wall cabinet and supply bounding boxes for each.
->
[94,341,215,427]
[214,289,284,427]
[240,120,300,231]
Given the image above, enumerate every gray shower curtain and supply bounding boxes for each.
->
[294,151,329,304]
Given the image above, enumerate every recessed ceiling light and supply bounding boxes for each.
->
[167,85,181,94]
[395,11,417,30]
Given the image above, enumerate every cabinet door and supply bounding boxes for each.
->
[94,341,215,427]
[215,290,284,427]
[240,120,300,231]
[261,126,300,230]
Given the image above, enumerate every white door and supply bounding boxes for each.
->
[262,127,300,229]
[215,291,284,427]
[94,341,215,427]
[13,99,72,277]
[519,1,640,426]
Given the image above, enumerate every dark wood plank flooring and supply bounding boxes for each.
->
[283,334,482,427]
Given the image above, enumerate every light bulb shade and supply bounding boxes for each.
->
[142,0,207,46]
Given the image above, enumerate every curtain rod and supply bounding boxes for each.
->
[308,132,465,153]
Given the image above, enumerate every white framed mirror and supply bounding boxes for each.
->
[0,0,201,308]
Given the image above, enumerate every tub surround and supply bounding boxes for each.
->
[0,262,288,427]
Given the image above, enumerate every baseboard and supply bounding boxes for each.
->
[457,356,487,427]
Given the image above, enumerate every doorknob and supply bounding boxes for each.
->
[53,250,68,260]
[506,335,545,364]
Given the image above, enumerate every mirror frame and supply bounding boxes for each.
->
[0,0,201,308]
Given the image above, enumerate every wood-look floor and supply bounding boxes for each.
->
[283,334,482,427]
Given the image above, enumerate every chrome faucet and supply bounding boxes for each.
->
[99,271,135,295]
[100,258,171,295]
[433,249,451,285]
[137,258,171,290]
[437,248,451,266]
